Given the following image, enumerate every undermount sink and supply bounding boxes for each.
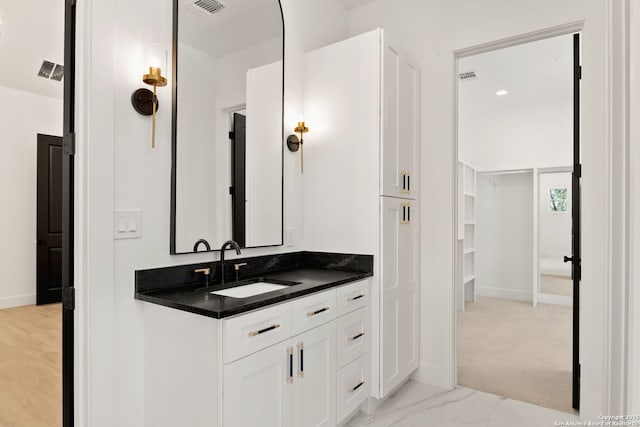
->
[210,282,288,298]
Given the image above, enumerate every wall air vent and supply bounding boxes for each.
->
[38,60,64,82]
[458,71,477,81]
[185,0,225,17]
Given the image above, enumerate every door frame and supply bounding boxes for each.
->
[452,21,584,408]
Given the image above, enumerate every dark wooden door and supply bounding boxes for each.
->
[231,113,246,247]
[36,134,63,305]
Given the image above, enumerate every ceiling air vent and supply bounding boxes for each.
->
[185,0,225,17]
[458,71,477,81]
[51,64,65,82]
[38,60,64,82]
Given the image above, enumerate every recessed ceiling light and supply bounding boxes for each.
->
[496,90,508,96]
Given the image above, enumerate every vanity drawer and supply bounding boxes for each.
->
[223,303,291,364]
[336,307,368,369]
[290,289,336,336]
[336,279,369,317]
[336,354,369,424]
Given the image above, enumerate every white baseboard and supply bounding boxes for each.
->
[536,292,572,306]
[0,293,36,309]
[476,286,532,302]
[411,362,454,389]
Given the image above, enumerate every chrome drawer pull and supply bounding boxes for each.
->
[307,307,330,317]
[348,381,365,393]
[249,324,280,337]
[348,294,364,302]
[348,332,365,342]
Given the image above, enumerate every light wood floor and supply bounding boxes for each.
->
[0,304,61,427]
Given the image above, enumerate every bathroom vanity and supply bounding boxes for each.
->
[136,252,372,427]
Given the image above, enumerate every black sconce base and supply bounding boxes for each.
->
[131,88,158,116]
[287,134,301,152]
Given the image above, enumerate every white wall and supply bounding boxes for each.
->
[475,172,533,301]
[460,102,572,171]
[539,172,572,259]
[76,0,349,426]
[0,86,62,309]
[347,0,614,417]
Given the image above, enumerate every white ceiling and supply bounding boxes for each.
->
[459,34,573,117]
[458,34,575,170]
[338,0,379,10]
[0,0,64,99]
[179,0,282,58]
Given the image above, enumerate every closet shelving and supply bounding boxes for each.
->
[458,161,477,311]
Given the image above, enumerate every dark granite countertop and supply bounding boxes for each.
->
[135,252,373,319]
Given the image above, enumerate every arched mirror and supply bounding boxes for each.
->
[171,0,284,254]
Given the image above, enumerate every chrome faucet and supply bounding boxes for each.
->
[219,240,242,285]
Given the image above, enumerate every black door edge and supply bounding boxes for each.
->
[571,32,582,411]
[63,0,76,425]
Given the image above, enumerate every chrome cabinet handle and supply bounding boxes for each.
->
[307,307,330,317]
[297,342,304,378]
[249,324,280,337]
[348,381,365,393]
[348,332,365,342]
[348,294,364,302]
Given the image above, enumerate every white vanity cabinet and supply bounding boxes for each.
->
[143,279,370,427]
[223,321,336,427]
[304,28,420,401]
[223,337,293,427]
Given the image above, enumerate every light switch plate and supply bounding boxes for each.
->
[114,210,142,239]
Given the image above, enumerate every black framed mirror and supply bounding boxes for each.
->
[170,0,284,254]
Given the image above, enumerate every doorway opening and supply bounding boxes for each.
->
[455,32,581,414]
[0,0,75,425]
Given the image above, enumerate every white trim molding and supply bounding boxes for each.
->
[475,287,532,302]
[0,294,36,309]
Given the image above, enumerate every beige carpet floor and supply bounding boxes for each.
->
[457,296,574,414]
[540,275,572,296]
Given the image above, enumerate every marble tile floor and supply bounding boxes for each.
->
[348,380,580,427]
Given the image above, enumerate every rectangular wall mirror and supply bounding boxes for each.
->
[171,0,284,254]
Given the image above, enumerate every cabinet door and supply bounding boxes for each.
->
[223,341,293,427]
[381,31,419,199]
[398,53,419,198]
[292,322,337,427]
[380,197,419,396]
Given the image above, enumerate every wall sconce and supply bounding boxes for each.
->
[287,121,309,173]
[131,44,167,149]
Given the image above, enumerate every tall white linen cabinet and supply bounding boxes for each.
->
[304,28,420,401]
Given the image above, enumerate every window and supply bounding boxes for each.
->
[549,188,568,212]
